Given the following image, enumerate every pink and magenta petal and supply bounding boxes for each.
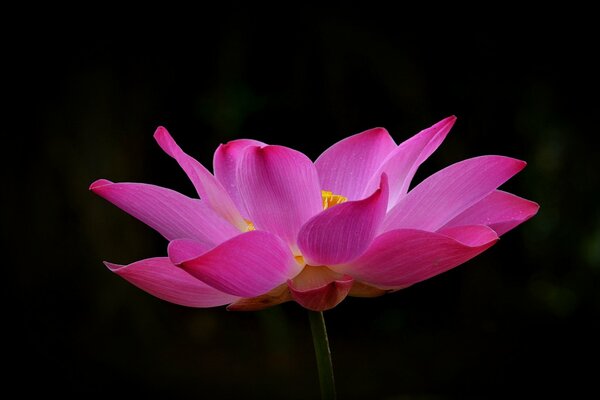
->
[105,257,239,307]
[176,230,302,298]
[441,190,540,236]
[213,139,265,217]
[154,127,247,231]
[287,266,353,311]
[236,145,322,250]
[333,226,498,288]
[167,238,212,265]
[363,116,456,206]
[298,174,389,266]
[384,156,527,232]
[89,180,239,244]
[315,127,396,200]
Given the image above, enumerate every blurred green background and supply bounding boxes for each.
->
[6,9,599,399]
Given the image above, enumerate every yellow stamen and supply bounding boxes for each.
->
[321,190,348,209]
[244,219,255,232]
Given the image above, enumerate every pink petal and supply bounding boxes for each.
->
[315,127,396,200]
[287,266,353,311]
[437,225,500,246]
[226,284,293,311]
[167,238,212,265]
[362,116,456,207]
[213,139,265,217]
[176,230,302,297]
[333,226,498,288]
[384,156,526,232]
[298,174,389,266]
[154,127,247,231]
[105,257,239,307]
[90,180,239,244]
[236,145,322,250]
[441,190,540,236]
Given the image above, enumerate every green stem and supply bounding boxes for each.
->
[308,310,336,400]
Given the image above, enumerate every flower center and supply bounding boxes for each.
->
[245,191,346,232]
[321,190,347,209]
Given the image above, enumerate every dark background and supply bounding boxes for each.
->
[6,9,599,399]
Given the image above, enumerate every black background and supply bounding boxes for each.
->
[6,8,599,399]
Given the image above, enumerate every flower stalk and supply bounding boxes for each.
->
[309,310,336,400]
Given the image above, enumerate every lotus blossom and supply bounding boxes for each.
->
[90,116,538,311]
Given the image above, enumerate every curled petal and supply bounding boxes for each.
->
[237,145,322,250]
[333,226,498,288]
[105,257,238,307]
[287,266,353,311]
[213,139,265,217]
[89,180,238,244]
[298,174,389,266]
[167,238,212,265]
[442,190,540,236]
[384,156,526,232]
[154,127,247,231]
[315,127,396,200]
[177,230,302,297]
[363,116,456,207]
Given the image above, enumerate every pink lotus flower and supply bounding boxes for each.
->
[90,116,538,311]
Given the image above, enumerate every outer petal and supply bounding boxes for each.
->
[362,116,456,207]
[348,281,388,298]
[237,145,322,250]
[442,190,540,236]
[213,139,265,217]
[287,266,353,311]
[384,156,526,232]
[298,174,389,266]
[315,127,396,200]
[105,257,239,307]
[154,127,247,231]
[176,230,302,297]
[90,180,238,244]
[167,238,212,265]
[333,226,498,288]
[226,284,293,311]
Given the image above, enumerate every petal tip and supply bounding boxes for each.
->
[440,225,500,247]
[89,179,113,191]
[167,238,210,266]
[153,126,169,139]
[432,115,457,131]
[520,199,540,222]
[512,158,528,173]
[363,127,391,141]
[487,155,527,173]
[166,240,182,265]
[103,261,122,273]
[379,171,389,188]
[153,126,178,157]
[371,127,389,134]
